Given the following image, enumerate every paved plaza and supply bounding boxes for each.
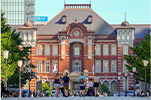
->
[1,97,151,100]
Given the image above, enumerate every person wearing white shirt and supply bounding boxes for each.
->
[46,89,49,97]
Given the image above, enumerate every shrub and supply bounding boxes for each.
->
[40,83,51,96]
[100,84,111,95]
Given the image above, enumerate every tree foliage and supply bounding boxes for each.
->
[40,83,51,96]
[1,13,36,87]
[124,33,150,84]
[100,84,111,95]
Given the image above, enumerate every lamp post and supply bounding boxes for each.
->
[3,50,9,89]
[118,76,120,97]
[133,67,136,97]
[125,72,128,97]
[35,72,37,95]
[143,60,148,97]
[18,60,22,97]
[28,67,31,97]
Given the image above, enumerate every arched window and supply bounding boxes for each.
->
[103,81,109,88]
[111,81,117,93]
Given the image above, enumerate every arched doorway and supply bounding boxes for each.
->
[37,81,42,91]
[111,81,117,93]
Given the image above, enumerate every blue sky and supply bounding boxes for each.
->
[36,0,151,24]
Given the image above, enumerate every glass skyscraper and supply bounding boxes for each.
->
[1,0,35,25]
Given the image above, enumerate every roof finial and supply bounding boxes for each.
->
[64,0,66,4]
[90,0,91,4]
[125,12,126,21]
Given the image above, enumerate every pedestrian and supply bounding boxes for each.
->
[63,72,70,97]
[46,89,49,97]
[1,77,11,97]
[38,90,41,97]
[94,73,99,97]
[88,79,94,96]
[33,90,36,97]
[52,73,61,97]
[78,73,86,97]
[60,77,65,96]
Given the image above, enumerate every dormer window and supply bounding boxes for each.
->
[62,15,67,23]
[88,15,92,23]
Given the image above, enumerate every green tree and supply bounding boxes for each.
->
[1,13,36,87]
[100,84,111,95]
[124,33,150,84]
[40,83,51,96]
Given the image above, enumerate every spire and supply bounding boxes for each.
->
[64,0,66,4]
[90,0,91,4]
[125,12,126,21]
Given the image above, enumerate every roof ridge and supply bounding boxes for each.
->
[37,9,65,33]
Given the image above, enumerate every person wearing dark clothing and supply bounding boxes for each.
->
[60,77,65,96]
[63,73,70,97]
[1,77,11,97]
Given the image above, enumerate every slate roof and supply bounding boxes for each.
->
[37,8,115,35]
[111,25,151,38]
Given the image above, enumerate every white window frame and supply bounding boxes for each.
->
[37,61,42,73]
[111,45,117,55]
[103,60,109,72]
[111,60,117,72]
[123,45,128,55]
[95,60,101,73]
[103,44,109,55]
[53,44,58,56]
[123,60,128,72]
[74,47,80,56]
[45,61,50,73]
[36,44,42,55]
[45,44,50,55]
[95,44,101,55]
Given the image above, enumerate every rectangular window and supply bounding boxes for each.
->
[74,47,80,56]
[45,44,50,55]
[37,61,42,72]
[53,44,58,55]
[103,44,109,55]
[95,44,101,55]
[103,60,109,72]
[111,45,116,55]
[123,45,128,55]
[111,60,117,72]
[45,61,50,72]
[95,60,101,73]
[52,60,58,72]
[123,60,128,72]
[37,45,42,55]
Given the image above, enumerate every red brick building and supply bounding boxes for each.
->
[12,3,150,94]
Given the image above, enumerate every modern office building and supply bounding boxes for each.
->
[1,0,35,25]
[11,3,150,94]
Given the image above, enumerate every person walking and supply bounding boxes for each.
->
[94,73,99,97]
[1,77,11,97]
[63,73,70,97]
[78,73,86,97]
[88,79,94,96]
[46,89,49,97]
[60,77,65,96]
[52,73,61,97]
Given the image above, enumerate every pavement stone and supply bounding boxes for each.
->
[1,97,151,100]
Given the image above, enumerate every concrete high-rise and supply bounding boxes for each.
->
[1,0,35,25]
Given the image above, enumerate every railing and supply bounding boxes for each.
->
[64,4,91,9]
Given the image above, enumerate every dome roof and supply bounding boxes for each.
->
[24,21,32,27]
[121,21,130,26]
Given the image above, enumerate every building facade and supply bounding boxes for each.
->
[1,0,35,25]
[11,4,150,94]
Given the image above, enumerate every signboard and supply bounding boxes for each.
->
[34,16,48,22]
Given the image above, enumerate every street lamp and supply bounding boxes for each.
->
[125,72,128,97]
[28,67,31,97]
[3,50,9,89]
[143,60,148,97]
[118,76,121,97]
[18,60,22,98]
[133,67,136,97]
[35,72,37,95]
